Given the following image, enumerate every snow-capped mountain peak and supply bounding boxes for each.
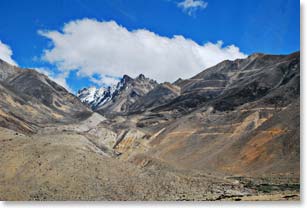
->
[77,86,99,103]
[77,74,158,111]
[77,86,111,109]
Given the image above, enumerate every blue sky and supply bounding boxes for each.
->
[0,0,300,93]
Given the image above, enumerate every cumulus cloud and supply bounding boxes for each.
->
[90,75,120,87]
[35,67,72,92]
[177,0,208,16]
[39,19,246,85]
[0,40,18,66]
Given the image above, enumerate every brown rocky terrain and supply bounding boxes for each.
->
[0,59,92,133]
[0,51,300,201]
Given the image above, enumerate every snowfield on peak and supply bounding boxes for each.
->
[77,74,158,112]
[77,85,115,109]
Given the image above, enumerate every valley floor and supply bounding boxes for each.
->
[0,127,299,201]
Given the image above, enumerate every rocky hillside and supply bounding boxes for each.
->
[134,51,300,176]
[154,52,299,113]
[0,59,92,133]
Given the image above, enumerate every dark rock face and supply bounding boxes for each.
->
[0,59,91,133]
[129,82,181,113]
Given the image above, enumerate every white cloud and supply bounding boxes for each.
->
[0,40,18,66]
[177,0,208,16]
[35,67,72,92]
[39,19,246,85]
[90,75,120,87]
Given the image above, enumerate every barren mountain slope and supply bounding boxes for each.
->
[0,59,92,133]
[153,52,299,113]
[117,52,300,177]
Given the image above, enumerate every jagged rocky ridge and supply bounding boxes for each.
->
[78,74,182,114]
[78,74,158,113]
[78,52,300,116]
